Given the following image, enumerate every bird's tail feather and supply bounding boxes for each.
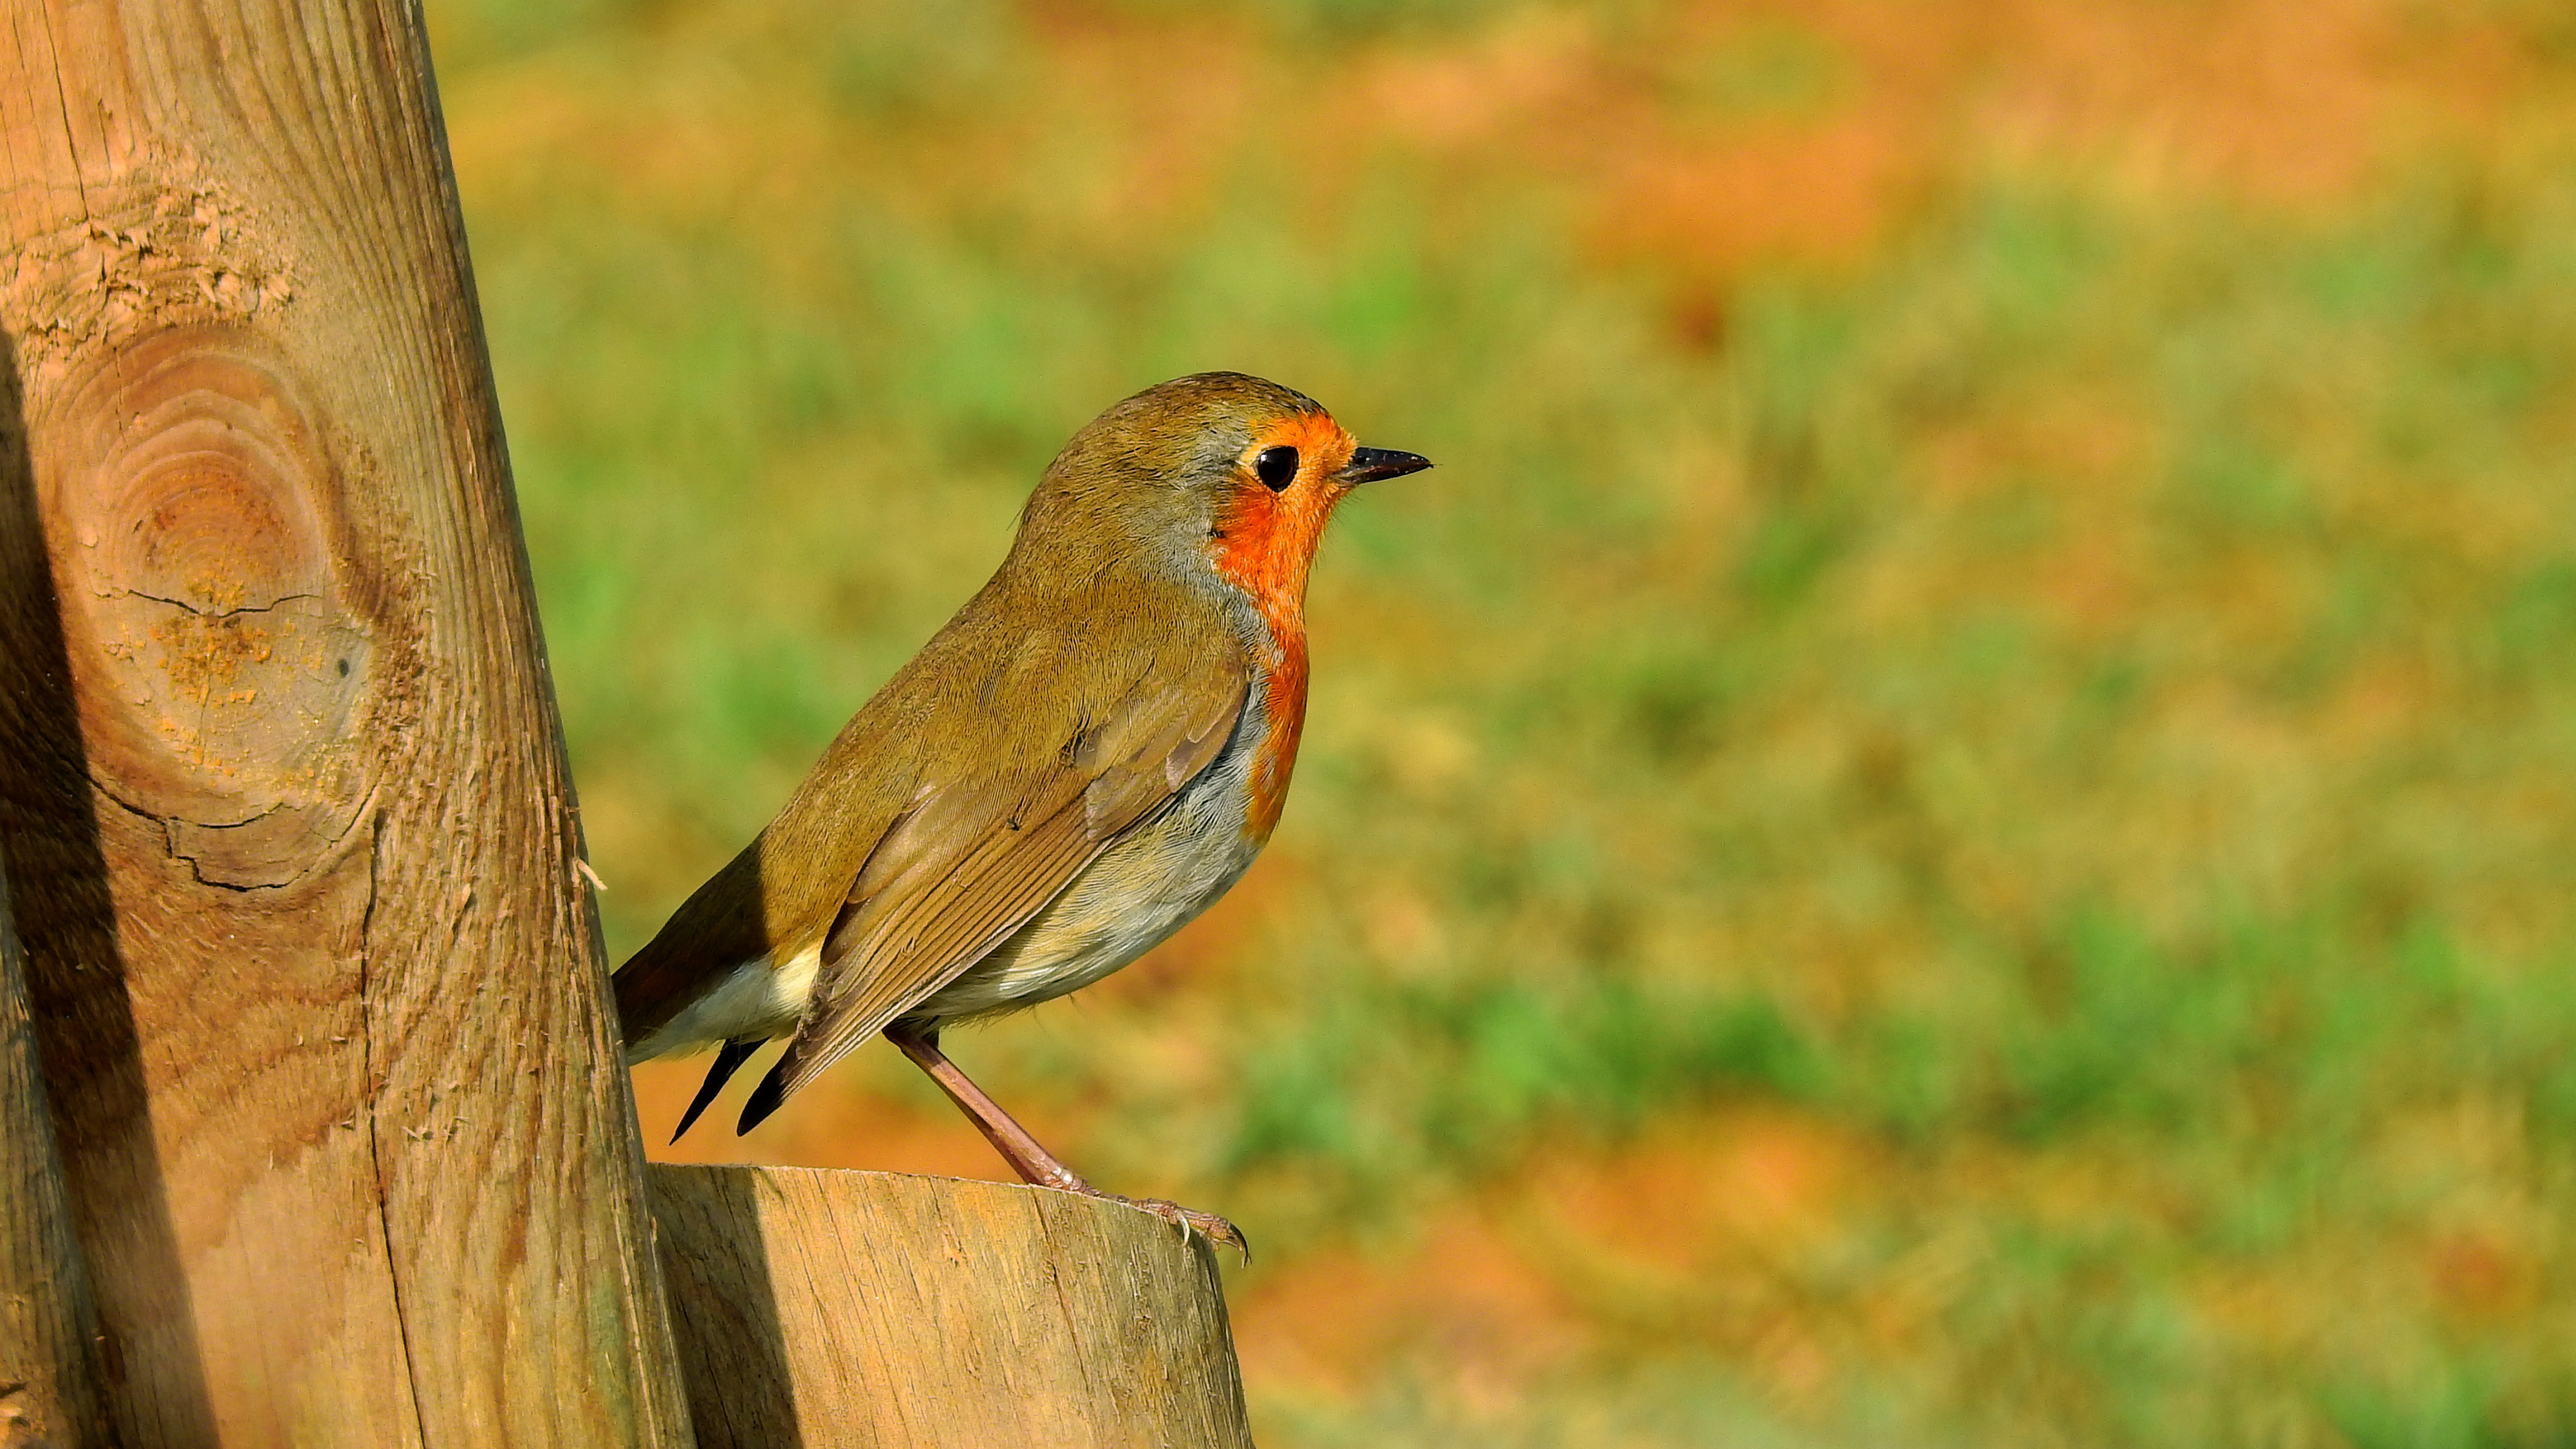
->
[674,1038,763,1142]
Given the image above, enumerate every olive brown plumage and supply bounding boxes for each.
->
[614,372,1430,1247]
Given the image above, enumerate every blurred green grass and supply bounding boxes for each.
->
[432,1,2576,1442]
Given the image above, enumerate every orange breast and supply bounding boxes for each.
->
[1244,644,1307,842]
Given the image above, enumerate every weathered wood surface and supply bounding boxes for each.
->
[0,3,689,1444]
[649,1165,1256,1448]
[0,859,111,1448]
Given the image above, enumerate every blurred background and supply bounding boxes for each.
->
[425,1,2576,1443]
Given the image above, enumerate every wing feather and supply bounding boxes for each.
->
[736,647,1250,1129]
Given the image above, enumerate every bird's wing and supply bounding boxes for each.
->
[736,645,1250,1128]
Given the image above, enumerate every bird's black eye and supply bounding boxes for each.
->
[1254,445,1299,491]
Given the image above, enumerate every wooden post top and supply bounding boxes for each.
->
[651,1165,1257,1449]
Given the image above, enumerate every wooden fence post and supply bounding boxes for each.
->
[0,857,111,1449]
[649,1167,1258,1448]
[0,3,690,1443]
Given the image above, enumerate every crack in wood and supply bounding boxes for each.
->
[115,587,323,619]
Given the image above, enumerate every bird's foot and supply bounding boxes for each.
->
[1090,1190,1250,1262]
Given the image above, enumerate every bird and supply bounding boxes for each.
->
[612,372,1430,1251]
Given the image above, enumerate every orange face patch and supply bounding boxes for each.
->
[1208,410,1358,840]
[1207,411,1359,626]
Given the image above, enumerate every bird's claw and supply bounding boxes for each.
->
[1126,1195,1250,1262]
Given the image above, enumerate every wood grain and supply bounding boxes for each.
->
[0,859,112,1448]
[649,1165,1256,1449]
[0,3,688,1443]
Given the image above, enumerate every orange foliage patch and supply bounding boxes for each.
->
[1234,1108,1870,1411]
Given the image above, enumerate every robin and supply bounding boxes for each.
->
[613,372,1430,1250]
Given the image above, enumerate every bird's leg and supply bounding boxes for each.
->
[885,1023,1248,1258]
[885,1023,1085,1191]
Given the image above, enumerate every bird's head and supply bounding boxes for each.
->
[1010,372,1430,615]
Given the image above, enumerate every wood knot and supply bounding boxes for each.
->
[40,325,372,888]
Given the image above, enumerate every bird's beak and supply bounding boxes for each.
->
[1340,447,1433,485]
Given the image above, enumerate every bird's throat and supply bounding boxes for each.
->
[1209,478,1333,632]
